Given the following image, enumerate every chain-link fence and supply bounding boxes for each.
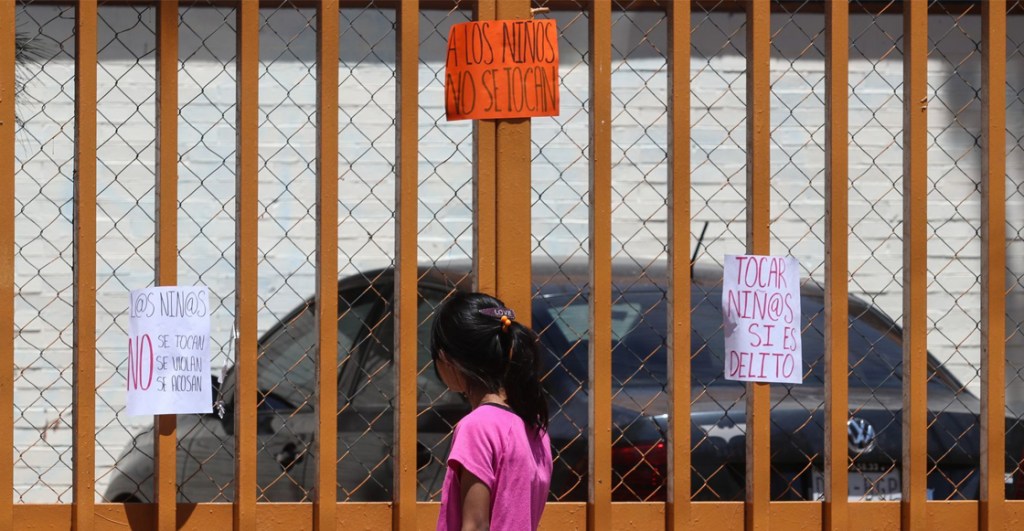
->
[16,0,78,503]
[1004,0,1024,503]
[10,0,1024,508]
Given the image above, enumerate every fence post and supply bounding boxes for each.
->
[824,1,849,530]
[667,1,692,529]
[0,2,15,527]
[394,0,419,528]
[901,1,929,529]
[745,1,771,529]
[980,1,1007,530]
[154,1,179,528]
[73,2,98,530]
[587,0,612,528]
[492,0,533,320]
[233,1,259,529]
[315,0,340,529]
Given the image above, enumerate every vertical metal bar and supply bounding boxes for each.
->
[980,2,1007,530]
[493,0,532,319]
[314,1,339,529]
[0,1,15,528]
[154,3,179,529]
[234,1,259,529]
[745,2,770,530]
[393,1,418,529]
[588,0,612,528]
[473,0,497,295]
[73,2,98,530]
[666,1,691,530]
[901,1,928,529]
[824,2,849,530]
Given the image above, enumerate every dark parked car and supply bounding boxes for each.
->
[104,260,1024,503]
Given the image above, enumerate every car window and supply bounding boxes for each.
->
[687,290,907,389]
[345,287,460,408]
[546,299,645,343]
[535,291,673,391]
[534,287,932,391]
[254,291,378,409]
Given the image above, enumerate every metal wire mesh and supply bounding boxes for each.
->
[248,1,319,503]
[413,4,475,502]
[844,0,905,502]
[1005,0,1024,503]
[766,0,826,502]
[174,0,238,503]
[528,0,591,502]
[604,1,671,503]
[9,0,1024,507]
[92,3,159,503]
[689,1,749,501]
[920,0,983,501]
[333,1,399,502]
[14,0,78,504]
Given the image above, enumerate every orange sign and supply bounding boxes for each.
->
[445,19,560,121]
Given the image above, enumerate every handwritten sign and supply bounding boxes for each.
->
[722,255,802,384]
[445,19,560,121]
[126,286,212,416]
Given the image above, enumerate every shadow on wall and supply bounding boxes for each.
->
[920,14,1024,414]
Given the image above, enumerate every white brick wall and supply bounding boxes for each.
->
[12,6,1024,502]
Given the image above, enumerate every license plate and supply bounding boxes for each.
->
[810,469,902,501]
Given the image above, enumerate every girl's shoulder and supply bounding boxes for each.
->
[462,402,517,423]
[455,404,519,434]
[450,405,517,455]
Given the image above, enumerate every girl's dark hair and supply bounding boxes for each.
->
[430,292,548,430]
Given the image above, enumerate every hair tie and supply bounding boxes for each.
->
[478,306,516,333]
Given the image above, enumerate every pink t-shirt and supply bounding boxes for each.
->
[437,403,552,531]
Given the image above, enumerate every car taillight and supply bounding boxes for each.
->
[612,442,667,501]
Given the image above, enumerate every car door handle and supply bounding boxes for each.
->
[275,442,304,471]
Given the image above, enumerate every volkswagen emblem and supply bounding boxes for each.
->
[847,417,877,455]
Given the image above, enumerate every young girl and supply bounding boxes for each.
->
[431,292,552,531]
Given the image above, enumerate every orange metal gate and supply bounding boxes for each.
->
[1,0,1023,529]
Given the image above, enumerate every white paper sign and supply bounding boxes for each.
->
[126,286,212,416]
[722,255,802,384]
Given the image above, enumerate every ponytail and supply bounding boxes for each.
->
[501,321,548,430]
[430,292,549,430]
